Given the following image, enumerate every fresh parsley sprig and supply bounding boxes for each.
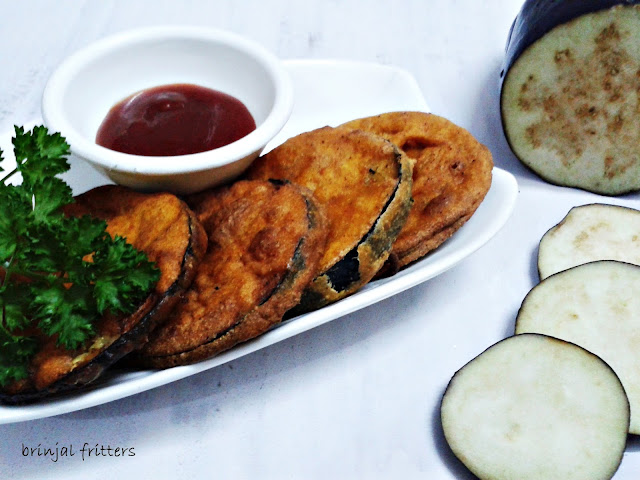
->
[0,126,160,387]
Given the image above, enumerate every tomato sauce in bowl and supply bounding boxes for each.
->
[96,83,256,156]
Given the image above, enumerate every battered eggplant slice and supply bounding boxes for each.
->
[246,127,413,311]
[135,179,327,368]
[340,112,493,269]
[0,185,207,403]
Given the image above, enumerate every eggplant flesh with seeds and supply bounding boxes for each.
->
[502,0,640,76]
[516,260,640,434]
[441,333,629,480]
[537,203,640,279]
[501,0,640,195]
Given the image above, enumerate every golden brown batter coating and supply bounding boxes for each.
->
[136,179,327,367]
[246,127,413,309]
[1,185,207,402]
[340,112,493,268]
[65,185,206,295]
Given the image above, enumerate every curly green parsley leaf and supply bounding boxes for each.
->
[0,126,160,387]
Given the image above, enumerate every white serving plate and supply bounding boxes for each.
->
[0,59,518,424]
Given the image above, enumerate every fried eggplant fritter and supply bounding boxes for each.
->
[135,179,326,367]
[246,127,413,310]
[340,112,493,268]
[1,185,207,403]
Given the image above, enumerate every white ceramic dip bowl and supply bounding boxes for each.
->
[42,26,293,194]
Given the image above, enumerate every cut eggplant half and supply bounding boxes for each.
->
[538,203,640,279]
[441,333,629,480]
[501,1,640,195]
[517,260,640,434]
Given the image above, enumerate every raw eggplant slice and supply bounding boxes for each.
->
[501,2,640,194]
[538,203,640,279]
[441,333,629,480]
[517,260,640,434]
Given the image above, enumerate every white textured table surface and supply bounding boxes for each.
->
[1,1,639,479]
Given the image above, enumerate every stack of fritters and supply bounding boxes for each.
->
[133,111,493,367]
[1,111,494,401]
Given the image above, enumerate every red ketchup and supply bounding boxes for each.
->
[96,83,256,156]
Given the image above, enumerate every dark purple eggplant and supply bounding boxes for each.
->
[502,0,640,79]
[500,0,640,195]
